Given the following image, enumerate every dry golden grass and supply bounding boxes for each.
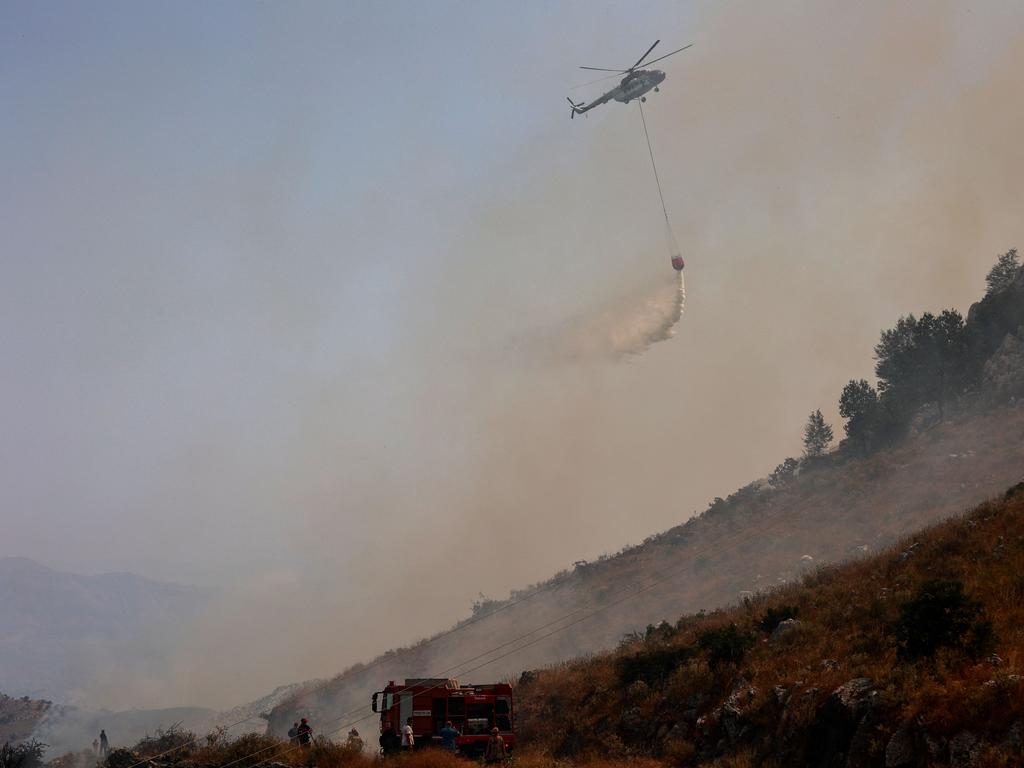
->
[516,487,1024,766]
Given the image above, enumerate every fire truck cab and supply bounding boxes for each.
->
[371,678,515,756]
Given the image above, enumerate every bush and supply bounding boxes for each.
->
[894,578,995,661]
[133,723,195,758]
[616,645,694,687]
[758,604,800,634]
[103,749,139,768]
[769,458,799,488]
[0,741,46,768]
[696,624,755,668]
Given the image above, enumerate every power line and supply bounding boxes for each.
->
[121,569,580,768]
[200,506,801,768]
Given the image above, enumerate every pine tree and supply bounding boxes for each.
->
[985,248,1020,295]
[839,379,879,454]
[802,409,834,459]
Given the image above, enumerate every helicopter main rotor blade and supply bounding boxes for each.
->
[571,71,625,90]
[579,66,627,72]
[642,43,693,67]
[630,39,660,71]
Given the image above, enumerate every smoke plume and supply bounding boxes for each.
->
[4,0,1024,713]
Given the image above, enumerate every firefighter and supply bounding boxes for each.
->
[439,721,460,752]
[296,718,312,747]
[287,723,299,744]
[379,721,399,756]
[346,728,364,751]
[483,727,506,764]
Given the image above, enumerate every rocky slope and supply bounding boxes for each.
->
[263,260,1024,738]
[516,484,1024,767]
[0,693,51,745]
[264,400,1024,739]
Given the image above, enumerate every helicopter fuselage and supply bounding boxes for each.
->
[569,69,666,118]
[569,39,691,119]
[612,69,666,103]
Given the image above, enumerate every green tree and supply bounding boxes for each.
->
[985,248,1020,295]
[839,379,879,454]
[916,310,968,418]
[769,457,800,488]
[874,310,967,421]
[802,409,833,459]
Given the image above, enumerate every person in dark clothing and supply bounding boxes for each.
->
[439,721,460,752]
[379,721,399,756]
[99,730,109,758]
[296,718,312,747]
[287,723,299,744]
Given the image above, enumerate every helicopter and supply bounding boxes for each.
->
[567,39,692,119]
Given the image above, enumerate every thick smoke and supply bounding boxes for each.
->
[5,0,1024,715]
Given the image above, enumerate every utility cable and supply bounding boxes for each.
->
[122,568,581,768]
[199,503,808,768]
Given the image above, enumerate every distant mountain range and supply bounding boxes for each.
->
[0,557,212,703]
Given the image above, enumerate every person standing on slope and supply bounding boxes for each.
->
[296,718,312,747]
[99,730,109,758]
[346,728,364,751]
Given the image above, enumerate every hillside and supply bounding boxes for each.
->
[0,693,50,745]
[30,704,215,757]
[516,484,1024,766]
[94,490,1024,768]
[0,558,212,702]
[263,400,1024,738]
[264,257,1024,737]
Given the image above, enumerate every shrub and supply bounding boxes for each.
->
[894,578,995,661]
[133,723,195,758]
[758,604,800,634]
[696,624,755,668]
[0,741,46,768]
[616,645,694,687]
[769,458,799,488]
[103,749,139,768]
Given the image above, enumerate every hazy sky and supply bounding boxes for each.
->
[3,0,1023,708]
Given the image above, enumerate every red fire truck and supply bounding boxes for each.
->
[371,679,515,756]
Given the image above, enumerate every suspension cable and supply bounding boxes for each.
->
[638,100,680,256]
